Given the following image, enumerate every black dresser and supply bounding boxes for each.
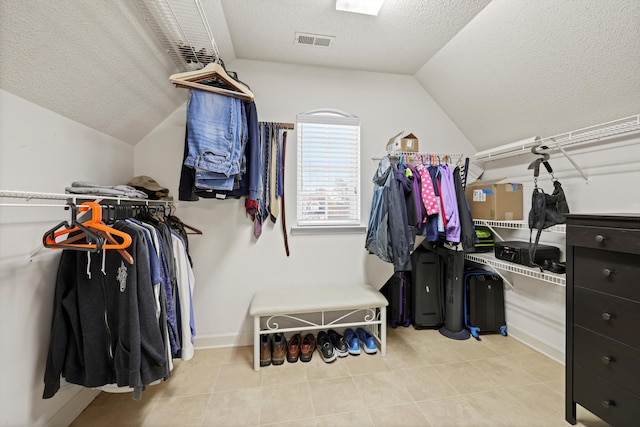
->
[566,214,640,426]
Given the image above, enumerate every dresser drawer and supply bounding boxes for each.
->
[574,365,640,426]
[574,326,640,396]
[567,224,640,255]
[574,247,640,302]
[574,287,640,349]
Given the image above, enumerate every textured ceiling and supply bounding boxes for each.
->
[0,1,186,145]
[415,0,640,150]
[1,0,638,151]
[219,0,491,75]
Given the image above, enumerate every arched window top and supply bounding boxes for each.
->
[297,108,360,126]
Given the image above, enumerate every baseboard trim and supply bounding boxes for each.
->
[194,331,253,349]
[507,323,564,365]
[48,387,99,427]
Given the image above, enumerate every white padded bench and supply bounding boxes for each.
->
[249,284,388,371]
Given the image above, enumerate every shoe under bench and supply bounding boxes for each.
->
[249,284,388,371]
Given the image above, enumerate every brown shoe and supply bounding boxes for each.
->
[271,333,286,365]
[287,333,302,363]
[300,333,316,362]
[260,334,272,367]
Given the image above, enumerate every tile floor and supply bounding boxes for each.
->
[71,327,610,427]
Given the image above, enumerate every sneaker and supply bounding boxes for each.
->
[260,334,272,366]
[343,328,360,355]
[316,331,337,363]
[356,327,377,354]
[287,333,301,363]
[271,333,286,365]
[300,333,316,362]
[327,329,349,357]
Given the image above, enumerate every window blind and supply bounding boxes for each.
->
[296,115,361,227]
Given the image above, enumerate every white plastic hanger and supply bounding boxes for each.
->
[169,62,254,101]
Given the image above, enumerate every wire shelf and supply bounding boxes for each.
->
[465,253,566,286]
[132,0,219,72]
[473,219,565,234]
[474,114,640,162]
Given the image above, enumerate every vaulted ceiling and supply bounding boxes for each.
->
[1,1,638,151]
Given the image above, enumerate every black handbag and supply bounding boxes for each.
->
[527,151,570,270]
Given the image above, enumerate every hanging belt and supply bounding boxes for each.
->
[281,131,290,256]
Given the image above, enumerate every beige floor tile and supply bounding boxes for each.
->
[351,370,413,409]
[344,352,390,375]
[262,417,317,427]
[383,342,430,370]
[259,382,314,425]
[447,336,500,361]
[308,376,365,416]
[434,361,500,394]
[417,395,493,427]
[464,389,544,426]
[228,345,254,366]
[479,334,536,357]
[410,340,467,365]
[201,416,258,427]
[203,387,261,422]
[70,398,159,427]
[575,405,612,427]
[191,347,235,368]
[503,351,564,382]
[397,366,459,402]
[503,382,566,425]
[315,410,373,426]
[142,394,210,427]
[473,356,541,389]
[369,403,432,427]
[161,363,221,397]
[260,359,308,386]
[304,353,352,381]
[214,362,262,392]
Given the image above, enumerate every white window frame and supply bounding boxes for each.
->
[292,108,365,235]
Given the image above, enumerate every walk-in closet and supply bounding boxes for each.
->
[1,1,639,426]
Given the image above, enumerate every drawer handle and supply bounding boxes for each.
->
[595,234,605,243]
[601,400,615,409]
[602,312,614,321]
[602,268,613,277]
[602,355,614,364]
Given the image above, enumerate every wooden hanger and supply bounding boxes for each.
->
[170,62,254,101]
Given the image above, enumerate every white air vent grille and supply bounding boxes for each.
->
[295,32,335,47]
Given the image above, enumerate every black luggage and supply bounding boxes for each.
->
[381,272,411,328]
[410,246,444,328]
[463,269,507,340]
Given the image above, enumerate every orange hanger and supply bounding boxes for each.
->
[44,202,132,251]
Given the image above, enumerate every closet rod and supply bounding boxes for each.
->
[371,152,467,161]
[260,121,294,130]
[0,190,174,206]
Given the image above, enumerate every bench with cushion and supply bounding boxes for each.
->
[249,284,388,371]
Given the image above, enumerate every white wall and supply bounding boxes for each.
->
[0,89,134,426]
[474,133,640,362]
[134,59,475,348]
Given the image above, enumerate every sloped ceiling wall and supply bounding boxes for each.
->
[1,1,638,150]
[415,0,640,151]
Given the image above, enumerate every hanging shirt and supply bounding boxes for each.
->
[416,165,439,216]
[439,165,461,243]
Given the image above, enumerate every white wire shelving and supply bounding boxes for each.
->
[465,219,566,286]
[465,252,566,286]
[0,190,173,207]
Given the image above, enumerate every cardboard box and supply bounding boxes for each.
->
[465,179,523,220]
[386,132,419,153]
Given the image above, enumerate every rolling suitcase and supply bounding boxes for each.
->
[381,272,411,328]
[463,269,507,340]
[410,246,444,329]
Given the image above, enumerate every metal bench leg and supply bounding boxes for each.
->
[254,316,260,372]
[381,306,387,357]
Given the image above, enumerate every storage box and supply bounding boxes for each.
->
[465,179,523,220]
[386,132,419,153]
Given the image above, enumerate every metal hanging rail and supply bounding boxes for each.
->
[0,190,174,206]
[473,114,640,163]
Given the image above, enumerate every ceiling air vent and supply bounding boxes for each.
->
[295,32,335,47]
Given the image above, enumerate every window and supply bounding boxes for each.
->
[296,109,361,230]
